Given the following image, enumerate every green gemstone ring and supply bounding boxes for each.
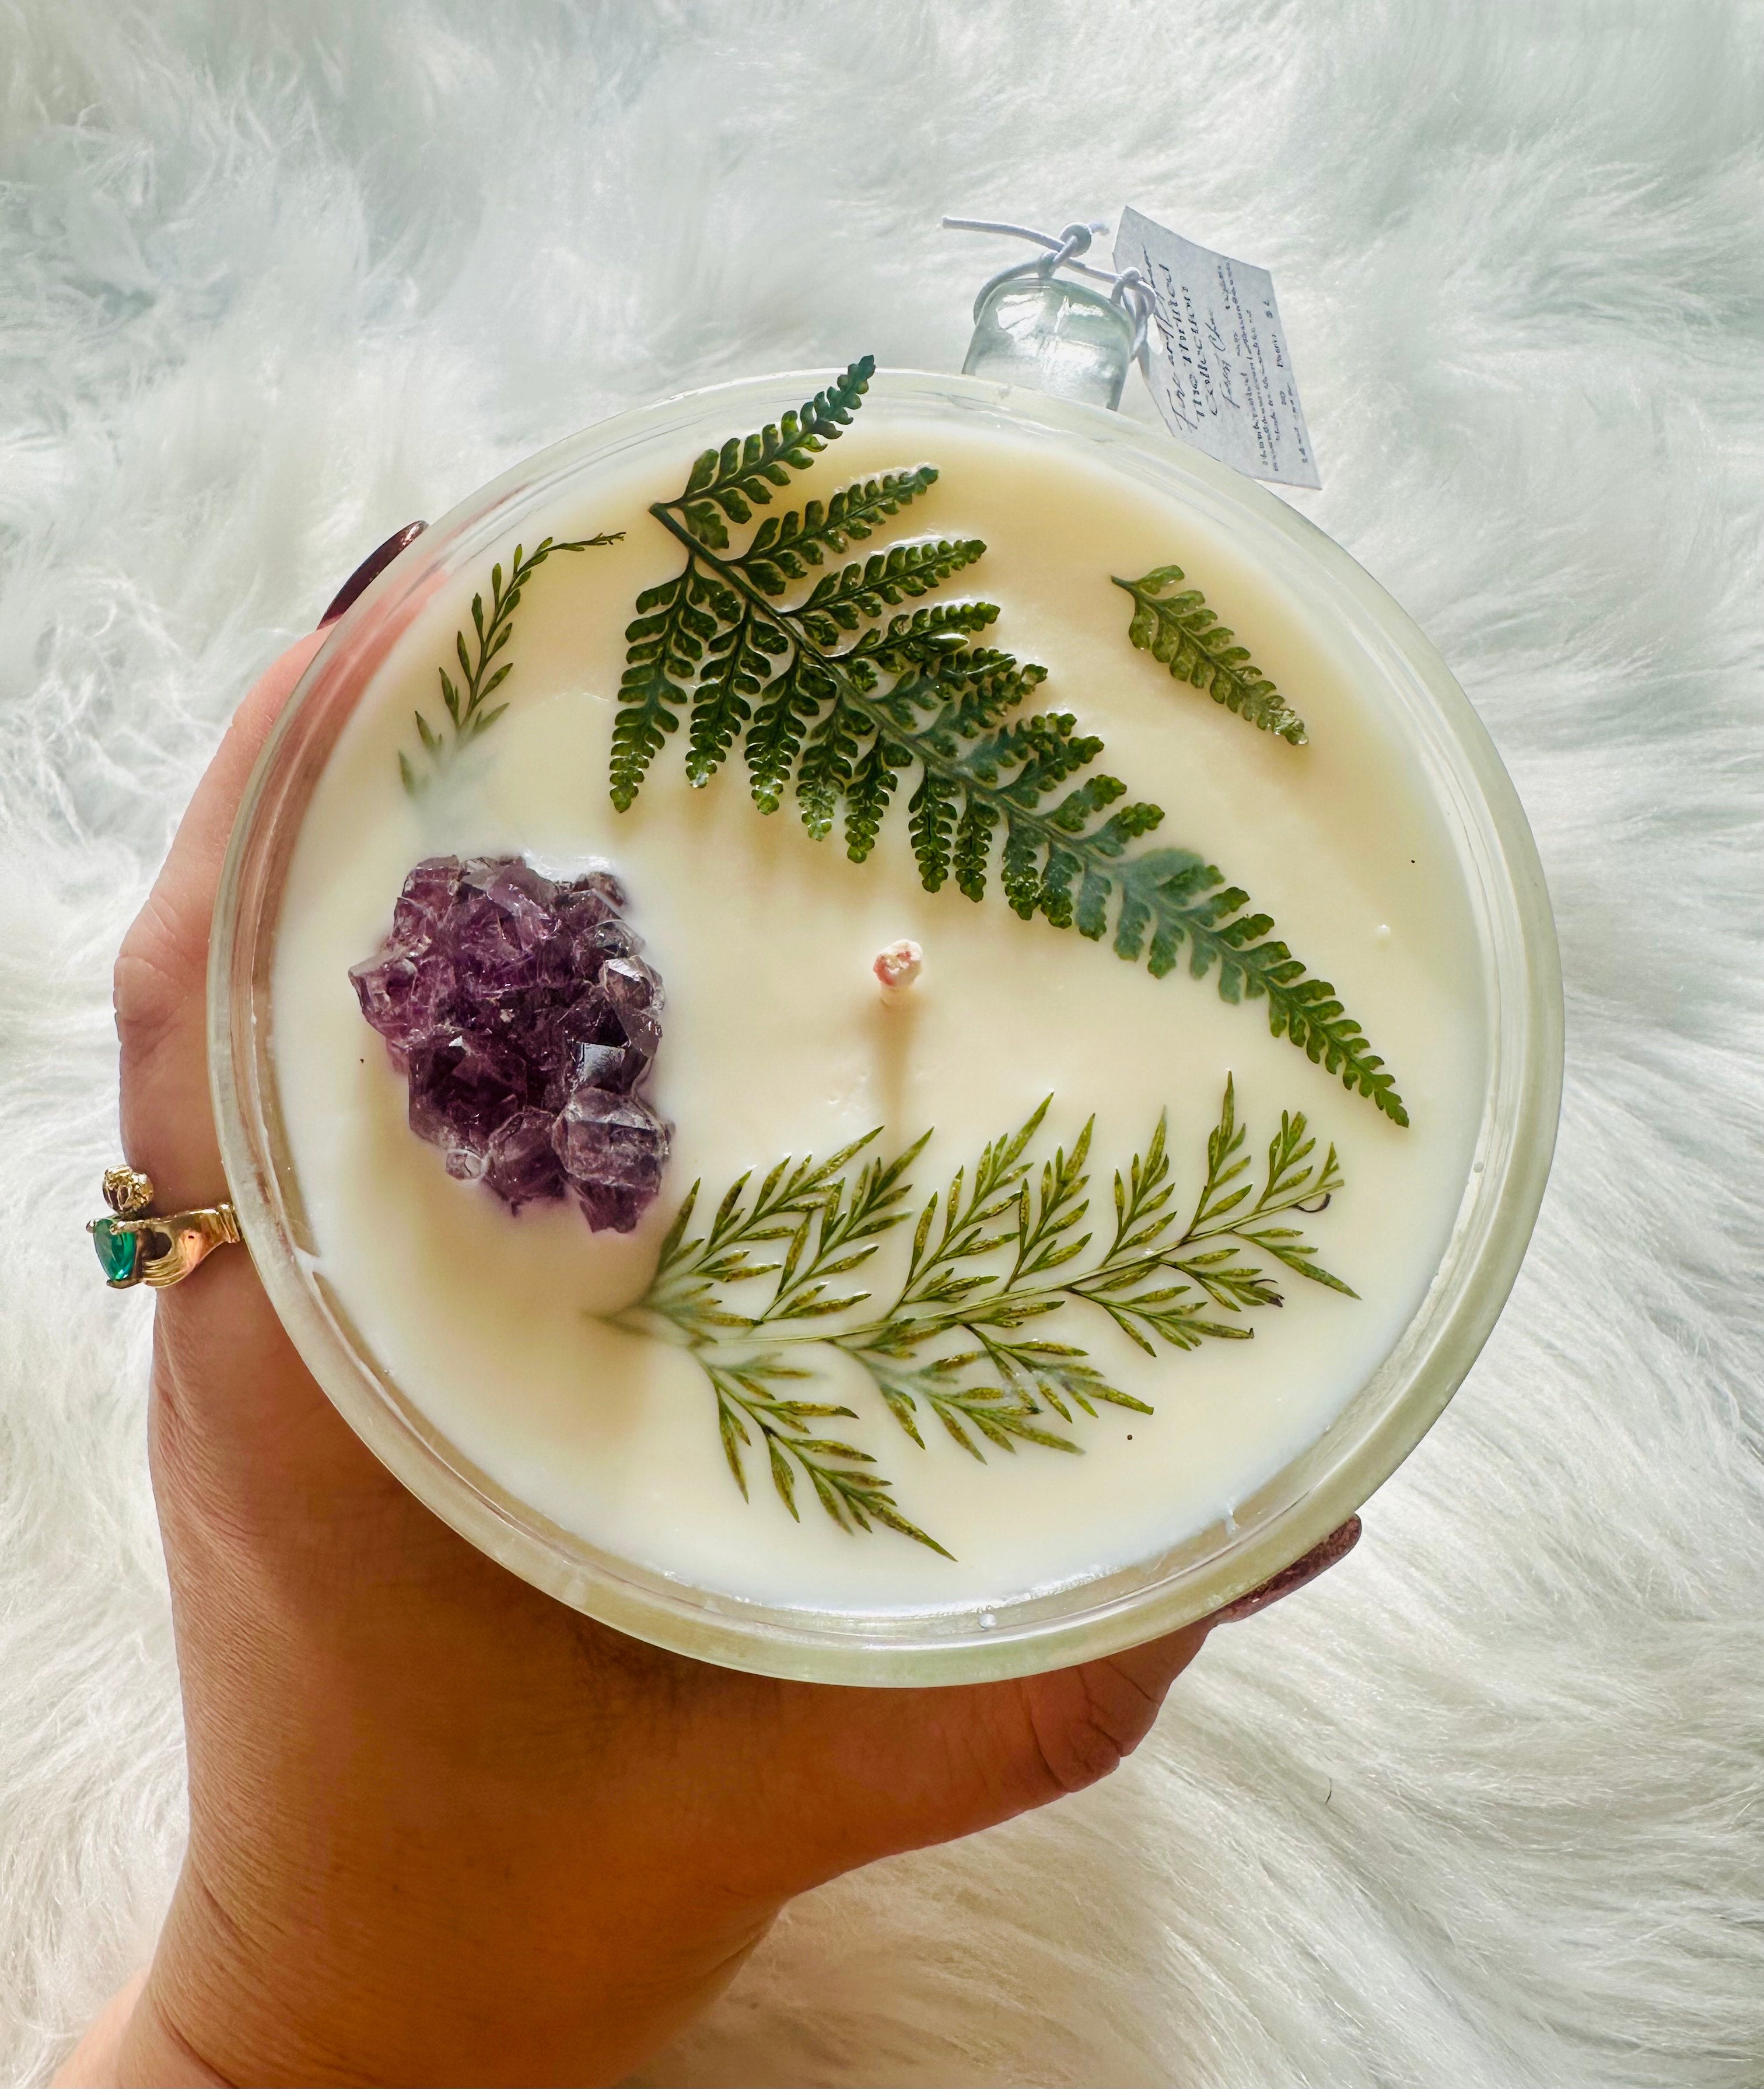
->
[88,1166,240,1290]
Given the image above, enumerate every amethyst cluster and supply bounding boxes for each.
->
[349,855,670,1233]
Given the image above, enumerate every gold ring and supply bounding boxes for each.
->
[88,1166,241,1290]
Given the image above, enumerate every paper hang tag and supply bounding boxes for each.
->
[1112,205,1321,490]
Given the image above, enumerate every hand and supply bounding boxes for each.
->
[68,546,1353,2088]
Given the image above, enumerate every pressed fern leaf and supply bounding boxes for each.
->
[671,359,874,550]
[1113,565,1308,744]
[611,358,1404,1122]
[704,1357,950,1557]
[616,1079,1356,1555]
[403,532,621,792]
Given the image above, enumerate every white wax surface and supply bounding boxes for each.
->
[272,408,1485,1614]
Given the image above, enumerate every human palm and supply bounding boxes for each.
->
[102,627,1215,2087]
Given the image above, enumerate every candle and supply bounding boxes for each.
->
[268,366,1487,1618]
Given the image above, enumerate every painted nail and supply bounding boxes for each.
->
[1211,1516,1362,1625]
[319,521,428,627]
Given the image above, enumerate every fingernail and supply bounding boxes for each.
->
[1212,1516,1362,1625]
[319,522,428,627]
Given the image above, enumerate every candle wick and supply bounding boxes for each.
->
[873,939,923,993]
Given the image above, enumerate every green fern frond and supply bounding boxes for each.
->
[793,538,986,642]
[611,360,1402,1119]
[740,468,943,593]
[1111,853,1408,1124]
[1113,565,1308,745]
[704,1358,950,1556]
[619,1080,1356,1555]
[685,596,788,788]
[674,358,874,549]
[402,531,621,792]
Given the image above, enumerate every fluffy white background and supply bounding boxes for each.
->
[2,2,1759,2082]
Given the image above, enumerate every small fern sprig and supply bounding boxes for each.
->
[401,531,622,793]
[610,358,1405,1124]
[1113,565,1308,744]
[639,1128,888,1342]
[704,1356,950,1558]
[617,1079,1356,1555]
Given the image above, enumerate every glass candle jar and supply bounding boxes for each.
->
[211,369,1562,1685]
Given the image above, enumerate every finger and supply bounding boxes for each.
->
[1208,1516,1362,1625]
[150,634,332,940]
[750,1611,1213,1890]
[116,629,330,1210]
[144,518,429,958]
[1098,1614,1214,1705]
[1013,1618,1212,1801]
[116,520,430,1212]
[796,1527,1359,1875]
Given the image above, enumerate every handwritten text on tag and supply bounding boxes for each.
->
[1113,205,1320,489]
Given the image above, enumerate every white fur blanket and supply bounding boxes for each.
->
[2,5,1759,2083]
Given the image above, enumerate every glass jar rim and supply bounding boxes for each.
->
[209,367,1563,1685]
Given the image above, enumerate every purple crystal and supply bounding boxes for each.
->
[391,856,463,943]
[353,854,671,1231]
[573,919,640,973]
[600,956,664,1058]
[566,1040,638,1095]
[405,1030,531,1149]
[547,991,640,1102]
[484,1106,568,1209]
[554,870,626,928]
[484,859,559,949]
[552,1090,670,1235]
[450,897,532,993]
[348,947,450,1055]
